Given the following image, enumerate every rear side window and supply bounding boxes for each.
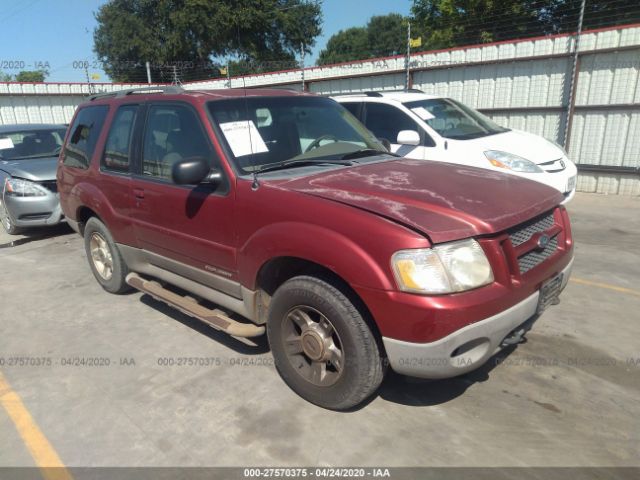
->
[63,105,108,169]
[142,104,212,181]
[102,105,138,172]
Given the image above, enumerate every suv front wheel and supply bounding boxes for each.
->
[267,275,385,410]
[83,217,131,294]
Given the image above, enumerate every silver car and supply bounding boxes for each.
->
[0,124,68,235]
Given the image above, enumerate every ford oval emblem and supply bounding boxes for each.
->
[537,234,551,249]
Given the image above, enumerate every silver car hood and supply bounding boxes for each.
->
[0,157,58,181]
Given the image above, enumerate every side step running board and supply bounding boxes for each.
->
[126,273,265,338]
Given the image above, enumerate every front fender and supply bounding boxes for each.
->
[238,221,394,291]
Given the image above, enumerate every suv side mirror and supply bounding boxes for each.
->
[396,130,421,146]
[171,157,210,185]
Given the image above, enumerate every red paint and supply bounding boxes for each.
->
[58,89,573,344]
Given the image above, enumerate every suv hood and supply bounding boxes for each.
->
[448,129,564,164]
[279,159,564,243]
[0,157,58,181]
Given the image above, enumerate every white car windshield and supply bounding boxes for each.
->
[404,98,509,140]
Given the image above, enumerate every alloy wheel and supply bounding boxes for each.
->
[281,305,344,387]
[89,232,114,280]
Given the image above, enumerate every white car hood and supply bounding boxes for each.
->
[447,129,564,164]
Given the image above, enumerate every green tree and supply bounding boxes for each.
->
[94,0,322,82]
[14,70,48,82]
[317,13,406,65]
[543,0,640,33]
[0,70,49,82]
[411,0,541,50]
[411,0,640,50]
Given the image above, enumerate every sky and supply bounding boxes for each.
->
[0,0,412,83]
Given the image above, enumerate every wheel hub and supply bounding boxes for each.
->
[281,305,345,387]
[301,330,326,361]
[89,232,114,280]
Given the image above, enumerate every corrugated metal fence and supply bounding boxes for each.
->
[1,24,639,195]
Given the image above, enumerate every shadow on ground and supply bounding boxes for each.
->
[0,223,74,249]
[140,287,524,409]
[140,293,270,355]
[374,344,519,408]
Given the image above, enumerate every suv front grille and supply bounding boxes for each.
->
[517,235,558,274]
[507,211,560,275]
[508,213,555,247]
[38,180,57,193]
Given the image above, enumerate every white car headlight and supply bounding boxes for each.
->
[4,177,48,197]
[391,239,494,294]
[484,150,543,173]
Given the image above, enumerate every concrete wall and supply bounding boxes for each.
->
[1,24,639,195]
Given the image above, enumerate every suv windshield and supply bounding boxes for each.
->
[208,96,388,174]
[0,128,67,160]
[403,98,509,140]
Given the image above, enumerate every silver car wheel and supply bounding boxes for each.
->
[0,201,13,232]
[89,232,114,280]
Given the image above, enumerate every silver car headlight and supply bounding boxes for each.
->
[484,150,543,173]
[4,177,48,197]
[391,239,494,294]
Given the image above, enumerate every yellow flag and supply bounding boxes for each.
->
[90,73,101,80]
[219,67,228,75]
[410,37,422,48]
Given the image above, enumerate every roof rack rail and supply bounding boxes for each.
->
[89,85,185,101]
[327,88,425,98]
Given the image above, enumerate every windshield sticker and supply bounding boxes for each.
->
[219,120,268,157]
[411,107,435,121]
[0,137,14,150]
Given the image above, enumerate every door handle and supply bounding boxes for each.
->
[133,188,145,199]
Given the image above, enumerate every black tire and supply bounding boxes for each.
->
[83,217,131,294]
[267,275,385,410]
[0,199,23,235]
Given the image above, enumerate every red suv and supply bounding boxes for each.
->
[57,87,574,410]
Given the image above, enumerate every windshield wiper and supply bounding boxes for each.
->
[251,159,356,189]
[254,159,354,175]
[340,149,400,160]
[13,153,58,160]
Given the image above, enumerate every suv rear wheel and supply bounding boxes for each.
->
[267,275,385,410]
[84,217,131,294]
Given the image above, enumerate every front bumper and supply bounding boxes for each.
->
[382,257,573,379]
[2,192,63,227]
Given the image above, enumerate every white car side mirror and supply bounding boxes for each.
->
[396,130,420,146]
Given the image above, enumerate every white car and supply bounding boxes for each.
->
[333,90,577,203]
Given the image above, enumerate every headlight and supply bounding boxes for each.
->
[4,178,48,197]
[484,150,543,173]
[391,239,494,294]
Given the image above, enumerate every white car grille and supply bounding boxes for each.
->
[538,158,567,173]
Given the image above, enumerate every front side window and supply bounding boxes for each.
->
[404,98,509,140]
[207,96,385,174]
[63,105,109,169]
[0,128,67,160]
[142,104,212,181]
[363,103,423,145]
[102,105,138,172]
